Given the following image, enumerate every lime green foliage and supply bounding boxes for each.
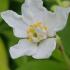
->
[0,0,9,12]
[0,0,70,70]
[0,0,9,22]
[51,5,57,11]
[56,0,70,8]
[0,37,10,70]
[61,1,70,8]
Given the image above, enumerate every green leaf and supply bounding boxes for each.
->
[0,37,10,70]
[0,0,9,12]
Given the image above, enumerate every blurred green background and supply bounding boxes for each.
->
[0,0,70,70]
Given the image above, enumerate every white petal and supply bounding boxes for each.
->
[13,28,27,38]
[24,0,43,7]
[46,6,70,32]
[21,0,48,25]
[54,6,70,31]
[48,30,56,37]
[1,10,28,38]
[9,39,37,59]
[32,38,56,59]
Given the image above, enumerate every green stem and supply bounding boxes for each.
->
[58,45,70,70]
[56,35,70,70]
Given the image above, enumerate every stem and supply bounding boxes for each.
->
[56,35,70,70]
[58,45,70,70]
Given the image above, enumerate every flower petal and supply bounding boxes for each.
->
[9,39,37,59]
[1,10,28,38]
[47,30,56,37]
[13,28,27,38]
[54,6,70,31]
[21,0,69,32]
[46,6,70,32]
[21,0,48,25]
[32,38,56,59]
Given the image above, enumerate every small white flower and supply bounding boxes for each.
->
[1,0,70,59]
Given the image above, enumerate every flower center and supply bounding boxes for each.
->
[27,22,48,43]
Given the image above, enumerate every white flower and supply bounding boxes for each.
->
[1,0,70,59]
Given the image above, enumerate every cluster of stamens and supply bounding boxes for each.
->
[27,22,48,43]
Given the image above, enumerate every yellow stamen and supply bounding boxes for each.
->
[27,22,48,42]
